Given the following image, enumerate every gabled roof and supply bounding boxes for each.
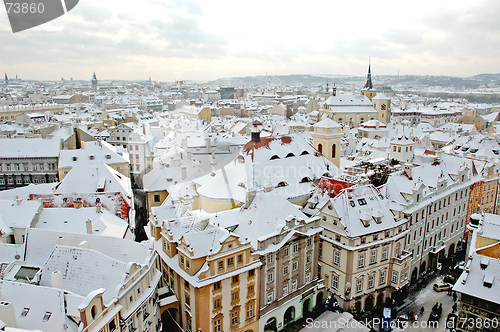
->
[55,162,132,198]
[58,141,129,169]
[327,184,401,238]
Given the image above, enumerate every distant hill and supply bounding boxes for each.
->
[207,73,500,90]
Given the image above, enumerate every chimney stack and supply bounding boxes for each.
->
[57,236,66,245]
[51,271,63,289]
[404,163,412,179]
[181,166,187,180]
[96,203,102,213]
[86,219,92,234]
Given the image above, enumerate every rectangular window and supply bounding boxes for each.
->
[332,275,338,290]
[382,247,388,261]
[380,271,386,285]
[267,293,273,304]
[370,250,377,264]
[356,279,363,293]
[283,247,289,256]
[231,291,239,302]
[248,285,254,294]
[227,257,234,266]
[214,299,220,308]
[358,254,365,268]
[231,311,238,326]
[218,261,223,270]
[232,275,239,284]
[307,237,312,246]
[248,269,255,277]
[368,275,374,289]
[267,273,273,283]
[333,251,340,265]
[154,194,160,202]
[293,243,298,253]
[283,266,289,274]
[213,281,221,290]
[283,284,289,295]
[291,279,297,290]
[237,254,243,263]
[214,319,221,332]
[246,304,254,319]
[292,261,298,271]
[392,271,398,284]
[267,255,273,264]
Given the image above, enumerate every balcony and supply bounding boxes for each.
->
[390,250,412,265]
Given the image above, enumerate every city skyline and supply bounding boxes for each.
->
[1,0,500,81]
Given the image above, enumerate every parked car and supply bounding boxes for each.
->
[433,282,453,292]
[444,274,457,284]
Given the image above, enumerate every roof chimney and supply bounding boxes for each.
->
[404,163,412,179]
[86,219,92,234]
[251,120,260,143]
[96,203,102,213]
[51,271,63,289]
[57,236,66,245]
[0,300,16,328]
[181,166,187,180]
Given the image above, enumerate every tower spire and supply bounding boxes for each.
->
[363,60,373,90]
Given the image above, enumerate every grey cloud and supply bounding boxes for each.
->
[383,29,423,46]
[72,2,113,23]
[150,0,203,15]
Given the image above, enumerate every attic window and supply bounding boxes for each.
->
[285,153,295,158]
[299,177,311,183]
[42,312,52,322]
[300,151,310,155]
[270,155,280,160]
[276,181,288,188]
[358,198,367,206]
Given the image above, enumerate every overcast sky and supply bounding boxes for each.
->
[1,0,500,81]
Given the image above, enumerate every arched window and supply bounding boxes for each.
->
[332,144,336,158]
[318,143,323,154]
[299,177,311,183]
[276,181,288,188]
[285,153,295,158]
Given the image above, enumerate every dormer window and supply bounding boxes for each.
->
[350,201,355,207]
[285,153,295,158]
[270,155,280,160]
[358,198,367,206]
[276,181,288,188]
[483,274,494,288]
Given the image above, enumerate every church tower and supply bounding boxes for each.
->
[360,62,377,101]
[91,72,98,91]
[311,117,343,168]
[373,93,392,123]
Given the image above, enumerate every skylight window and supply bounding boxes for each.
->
[21,308,30,317]
[358,198,367,206]
[42,312,52,322]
